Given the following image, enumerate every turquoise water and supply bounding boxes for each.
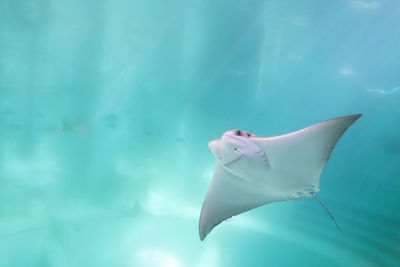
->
[0,0,399,266]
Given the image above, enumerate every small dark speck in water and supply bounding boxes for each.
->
[102,114,119,128]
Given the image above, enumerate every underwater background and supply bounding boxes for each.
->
[0,0,399,266]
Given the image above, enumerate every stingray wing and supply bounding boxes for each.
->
[251,114,361,193]
[199,164,283,240]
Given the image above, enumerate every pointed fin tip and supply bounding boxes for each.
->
[199,222,205,241]
[353,114,362,122]
[199,209,210,241]
[199,224,206,241]
[324,114,362,123]
[349,113,362,120]
[348,114,362,120]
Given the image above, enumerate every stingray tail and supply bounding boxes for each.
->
[312,193,342,231]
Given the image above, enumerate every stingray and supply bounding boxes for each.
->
[199,114,361,241]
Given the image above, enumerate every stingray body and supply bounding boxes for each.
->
[199,114,361,241]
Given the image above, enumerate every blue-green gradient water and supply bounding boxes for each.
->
[0,0,399,266]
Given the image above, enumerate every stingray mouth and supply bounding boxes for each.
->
[221,154,243,166]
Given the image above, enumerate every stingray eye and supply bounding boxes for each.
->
[235,130,241,136]
[246,132,251,137]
